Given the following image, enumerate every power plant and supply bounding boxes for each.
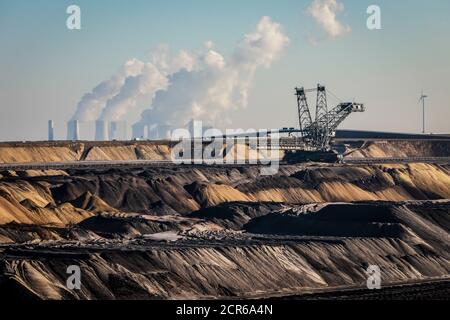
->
[59,120,130,141]
[55,84,364,151]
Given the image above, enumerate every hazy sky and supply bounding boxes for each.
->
[0,0,449,141]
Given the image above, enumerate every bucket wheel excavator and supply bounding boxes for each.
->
[283,84,364,163]
[295,84,365,151]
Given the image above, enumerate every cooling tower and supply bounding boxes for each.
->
[156,125,172,140]
[132,123,147,140]
[147,124,171,140]
[66,120,80,141]
[108,121,126,140]
[95,120,108,141]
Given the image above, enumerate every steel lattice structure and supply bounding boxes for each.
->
[295,84,365,151]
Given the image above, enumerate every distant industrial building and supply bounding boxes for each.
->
[131,119,214,140]
[132,123,147,140]
[48,120,54,141]
[60,119,216,141]
[66,120,80,141]
[132,123,172,140]
[109,121,127,141]
[148,124,171,140]
[95,120,108,141]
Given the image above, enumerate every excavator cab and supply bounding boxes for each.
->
[351,103,365,112]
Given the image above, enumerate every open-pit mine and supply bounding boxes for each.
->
[0,137,449,300]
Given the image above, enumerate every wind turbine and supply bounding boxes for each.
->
[419,91,428,134]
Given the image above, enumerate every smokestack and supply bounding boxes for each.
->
[95,120,108,141]
[67,120,80,140]
[48,120,55,141]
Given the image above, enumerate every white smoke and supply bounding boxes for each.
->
[306,0,351,39]
[97,43,197,122]
[71,16,288,128]
[98,63,168,121]
[151,43,196,75]
[70,58,144,121]
[71,46,194,122]
[137,16,289,129]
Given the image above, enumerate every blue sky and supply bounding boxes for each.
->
[0,0,449,140]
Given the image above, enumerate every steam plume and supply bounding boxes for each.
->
[137,16,289,129]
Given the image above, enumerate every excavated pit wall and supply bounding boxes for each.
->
[0,141,449,299]
[343,140,450,158]
[1,139,450,164]
[0,163,449,225]
[1,235,449,300]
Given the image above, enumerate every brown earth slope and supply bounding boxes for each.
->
[0,154,449,299]
[0,163,449,225]
[0,200,449,299]
[1,140,449,163]
[0,141,174,163]
[344,140,450,158]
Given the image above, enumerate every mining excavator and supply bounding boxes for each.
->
[283,84,365,163]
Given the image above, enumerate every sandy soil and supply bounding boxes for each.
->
[1,139,449,164]
[0,161,448,300]
[0,141,449,299]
